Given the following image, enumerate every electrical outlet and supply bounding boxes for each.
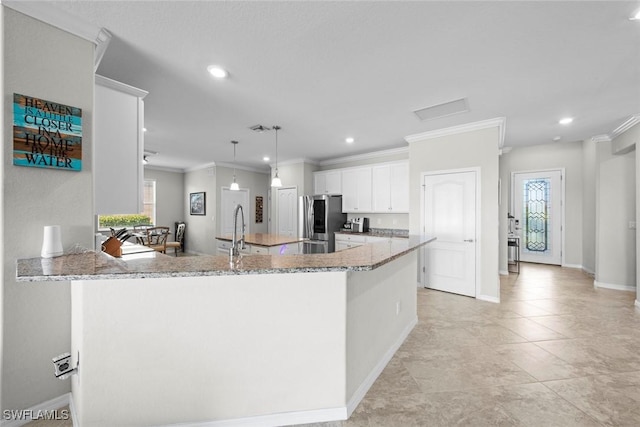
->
[52,352,76,379]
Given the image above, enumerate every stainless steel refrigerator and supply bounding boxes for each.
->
[299,195,347,253]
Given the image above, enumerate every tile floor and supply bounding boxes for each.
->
[26,263,640,426]
[301,263,640,427]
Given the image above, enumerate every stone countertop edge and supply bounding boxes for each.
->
[215,233,307,247]
[17,236,436,282]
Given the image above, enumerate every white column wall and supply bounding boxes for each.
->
[409,126,500,301]
[595,140,636,290]
[2,8,95,412]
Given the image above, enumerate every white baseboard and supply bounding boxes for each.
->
[562,263,583,269]
[477,294,500,303]
[345,315,418,417]
[165,316,418,427]
[635,300,640,309]
[1,393,71,427]
[582,267,595,277]
[499,270,509,276]
[594,280,636,292]
[166,407,348,427]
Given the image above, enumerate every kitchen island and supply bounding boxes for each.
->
[216,232,305,255]
[17,235,434,426]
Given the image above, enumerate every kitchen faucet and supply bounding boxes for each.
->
[230,203,246,258]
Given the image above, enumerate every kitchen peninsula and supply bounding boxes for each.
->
[216,232,305,255]
[17,236,434,426]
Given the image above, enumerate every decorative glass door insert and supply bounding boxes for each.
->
[523,178,550,253]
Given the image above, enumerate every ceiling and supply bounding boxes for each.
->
[38,1,640,171]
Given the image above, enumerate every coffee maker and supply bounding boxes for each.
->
[351,217,369,233]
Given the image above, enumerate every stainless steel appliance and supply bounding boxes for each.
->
[351,217,369,233]
[299,195,347,253]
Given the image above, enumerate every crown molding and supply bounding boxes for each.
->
[184,162,217,173]
[500,146,513,155]
[404,117,506,147]
[319,147,409,167]
[611,114,640,139]
[144,165,185,174]
[2,0,112,70]
[272,158,320,168]
[96,75,148,98]
[591,134,612,143]
[215,162,269,174]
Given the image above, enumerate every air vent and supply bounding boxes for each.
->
[414,98,469,121]
[249,125,271,133]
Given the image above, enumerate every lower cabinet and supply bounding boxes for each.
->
[335,234,409,252]
[252,243,301,255]
[334,234,366,252]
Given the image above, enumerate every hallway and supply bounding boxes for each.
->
[309,263,640,426]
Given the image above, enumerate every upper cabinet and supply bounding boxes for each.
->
[313,160,409,214]
[314,170,342,195]
[372,162,409,213]
[94,75,148,215]
[341,167,372,213]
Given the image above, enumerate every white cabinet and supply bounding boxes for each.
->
[95,75,148,215]
[269,242,300,255]
[372,162,409,213]
[341,167,372,213]
[314,170,342,195]
[334,234,366,252]
[252,243,300,255]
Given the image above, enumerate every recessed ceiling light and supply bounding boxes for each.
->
[630,9,640,20]
[263,156,270,162]
[143,127,147,132]
[346,137,355,144]
[559,117,573,125]
[207,65,228,78]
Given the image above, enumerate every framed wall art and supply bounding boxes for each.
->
[190,192,206,215]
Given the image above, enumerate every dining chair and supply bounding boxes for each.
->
[133,225,151,245]
[165,222,185,256]
[145,226,169,254]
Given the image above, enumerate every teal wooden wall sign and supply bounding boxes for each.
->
[13,93,83,171]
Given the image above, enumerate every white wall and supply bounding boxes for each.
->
[582,139,597,274]
[216,165,270,235]
[2,8,94,411]
[144,167,185,230]
[72,273,348,425]
[408,126,500,301]
[184,167,217,254]
[596,140,636,290]
[498,141,584,272]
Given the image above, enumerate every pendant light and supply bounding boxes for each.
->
[230,140,240,191]
[271,125,282,187]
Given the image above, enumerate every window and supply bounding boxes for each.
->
[142,180,156,225]
[98,180,156,229]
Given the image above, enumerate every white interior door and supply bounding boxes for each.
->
[512,170,562,265]
[277,187,298,237]
[221,188,250,235]
[422,170,477,297]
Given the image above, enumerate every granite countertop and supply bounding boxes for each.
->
[216,233,306,247]
[335,228,409,238]
[17,235,435,282]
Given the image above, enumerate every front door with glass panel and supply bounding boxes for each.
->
[512,170,562,265]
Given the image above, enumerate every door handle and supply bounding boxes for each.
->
[464,239,474,242]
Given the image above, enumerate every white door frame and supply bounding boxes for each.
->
[419,167,481,296]
[510,168,565,266]
[276,186,298,237]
